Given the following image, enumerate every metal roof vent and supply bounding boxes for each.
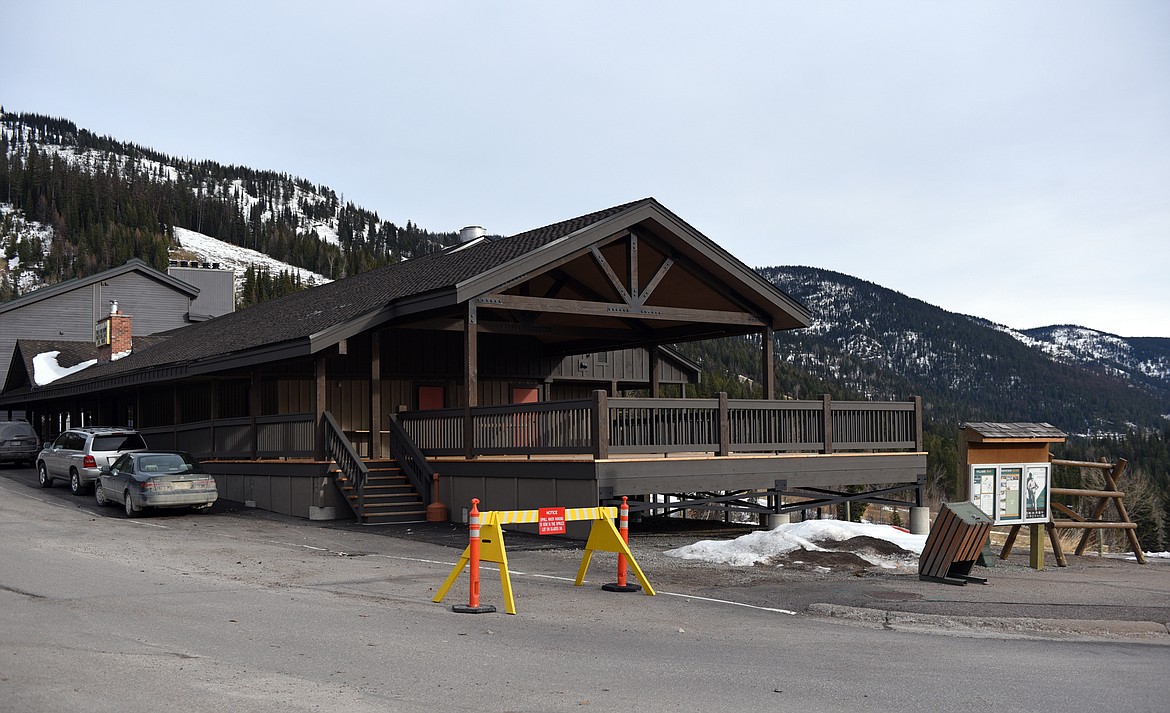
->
[459,226,486,243]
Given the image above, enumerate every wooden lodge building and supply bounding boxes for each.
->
[0,199,927,532]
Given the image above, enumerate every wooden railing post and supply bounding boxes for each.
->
[592,390,609,460]
[717,392,730,456]
[822,394,833,454]
[913,396,923,451]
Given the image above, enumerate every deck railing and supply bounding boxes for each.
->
[388,414,435,503]
[323,410,368,515]
[400,392,922,458]
[139,413,316,460]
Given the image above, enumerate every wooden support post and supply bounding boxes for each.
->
[821,394,833,454]
[649,347,661,399]
[1000,524,1020,559]
[248,369,260,459]
[912,395,923,451]
[1029,523,1044,570]
[1047,522,1066,566]
[762,326,774,400]
[370,331,382,459]
[717,392,730,456]
[314,354,327,460]
[592,390,609,460]
[464,303,478,460]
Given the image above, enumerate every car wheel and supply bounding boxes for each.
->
[95,482,108,507]
[37,463,52,488]
[124,492,138,517]
[70,469,86,496]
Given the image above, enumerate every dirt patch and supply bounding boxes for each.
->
[762,549,875,572]
[830,535,912,558]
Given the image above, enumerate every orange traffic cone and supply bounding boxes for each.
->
[602,496,642,593]
[452,498,497,613]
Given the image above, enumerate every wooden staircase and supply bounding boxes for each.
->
[333,459,427,524]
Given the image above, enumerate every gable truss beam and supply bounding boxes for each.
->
[397,316,650,343]
[629,226,763,319]
[589,233,674,309]
[476,293,765,327]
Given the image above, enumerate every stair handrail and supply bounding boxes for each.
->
[323,411,368,515]
[388,413,434,504]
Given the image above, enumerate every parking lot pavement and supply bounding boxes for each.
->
[4,461,1167,642]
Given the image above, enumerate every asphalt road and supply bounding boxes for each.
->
[2,464,1167,713]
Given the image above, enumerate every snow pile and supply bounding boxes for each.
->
[32,351,96,386]
[665,520,926,570]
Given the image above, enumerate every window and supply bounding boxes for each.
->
[512,386,540,404]
[93,434,147,451]
[418,385,446,411]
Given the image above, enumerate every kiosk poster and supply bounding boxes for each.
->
[1025,465,1049,521]
[997,467,1022,521]
[971,467,996,518]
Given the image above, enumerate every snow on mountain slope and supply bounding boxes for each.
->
[172,227,331,293]
[0,203,53,293]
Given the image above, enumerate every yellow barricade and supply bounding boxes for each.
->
[433,506,655,615]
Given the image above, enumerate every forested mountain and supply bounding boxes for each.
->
[759,266,1170,435]
[0,110,457,301]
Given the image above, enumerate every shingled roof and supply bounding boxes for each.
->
[962,422,1068,441]
[1,198,809,401]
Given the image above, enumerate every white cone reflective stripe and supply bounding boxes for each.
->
[617,496,629,586]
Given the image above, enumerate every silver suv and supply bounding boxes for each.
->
[37,428,148,495]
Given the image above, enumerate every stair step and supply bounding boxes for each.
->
[361,503,425,512]
[349,495,422,506]
[363,511,427,524]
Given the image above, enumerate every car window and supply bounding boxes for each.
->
[112,453,134,473]
[67,433,87,450]
[138,454,191,473]
[0,423,35,438]
[93,434,147,451]
[52,433,71,448]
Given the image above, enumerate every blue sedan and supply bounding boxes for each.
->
[96,451,218,516]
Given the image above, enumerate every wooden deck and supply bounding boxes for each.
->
[136,394,928,526]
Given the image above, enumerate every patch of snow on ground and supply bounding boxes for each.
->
[172,226,331,295]
[664,520,926,569]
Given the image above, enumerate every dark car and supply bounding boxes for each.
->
[38,427,148,494]
[0,420,40,467]
[95,450,218,517]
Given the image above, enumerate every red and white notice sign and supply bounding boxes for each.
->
[538,507,567,535]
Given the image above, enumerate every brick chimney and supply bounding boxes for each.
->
[95,301,133,363]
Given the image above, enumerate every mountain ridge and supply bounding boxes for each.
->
[759,265,1170,434]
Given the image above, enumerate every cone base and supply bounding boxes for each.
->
[452,604,498,614]
[602,582,642,593]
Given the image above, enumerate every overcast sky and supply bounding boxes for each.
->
[4,1,1168,337]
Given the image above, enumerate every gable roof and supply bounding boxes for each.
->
[1,198,809,402]
[0,258,199,317]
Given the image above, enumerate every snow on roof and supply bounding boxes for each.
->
[33,351,97,386]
